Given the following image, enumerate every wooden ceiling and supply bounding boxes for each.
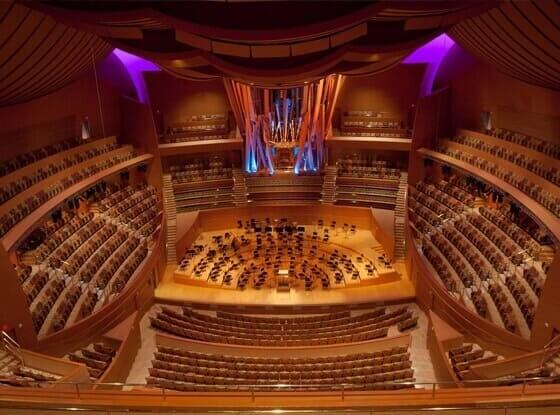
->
[449,0,560,90]
[0,1,112,107]
[1,0,558,107]
[28,1,495,87]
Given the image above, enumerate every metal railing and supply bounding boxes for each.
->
[0,330,23,365]
[1,377,560,414]
[2,375,560,399]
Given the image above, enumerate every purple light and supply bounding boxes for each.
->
[111,48,160,104]
[403,33,455,96]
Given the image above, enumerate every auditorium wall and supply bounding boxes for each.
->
[144,73,233,133]
[435,44,560,142]
[335,63,426,129]
[0,71,123,161]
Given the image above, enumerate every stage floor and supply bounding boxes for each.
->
[156,205,415,308]
[155,260,414,308]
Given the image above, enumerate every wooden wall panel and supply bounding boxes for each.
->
[435,44,560,143]
[120,96,163,191]
[0,72,123,161]
[144,72,233,132]
[335,64,426,130]
[408,88,449,186]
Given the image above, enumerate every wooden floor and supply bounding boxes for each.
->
[157,206,415,308]
[155,260,414,308]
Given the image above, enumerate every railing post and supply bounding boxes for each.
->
[162,386,166,400]
[431,382,436,398]
[75,383,80,399]
[251,388,255,402]
[341,384,345,401]
[522,380,527,395]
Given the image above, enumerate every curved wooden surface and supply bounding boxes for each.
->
[427,310,465,388]
[407,225,533,353]
[96,312,142,389]
[158,138,243,156]
[328,136,412,152]
[416,148,560,243]
[1,154,154,252]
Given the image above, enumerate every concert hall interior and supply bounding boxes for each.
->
[0,1,560,414]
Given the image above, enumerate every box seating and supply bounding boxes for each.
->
[34,212,95,262]
[490,128,560,159]
[0,141,117,206]
[67,343,116,380]
[146,344,414,391]
[169,158,235,211]
[449,133,560,186]
[447,343,500,380]
[0,150,135,238]
[150,307,414,346]
[340,111,409,138]
[479,207,546,255]
[420,243,458,293]
[437,145,560,218]
[410,176,553,337]
[15,183,159,338]
[246,175,323,204]
[0,138,78,178]
[329,156,402,208]
[0,364,62,387]
[163,114,229,143]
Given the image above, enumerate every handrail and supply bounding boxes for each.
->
[545,333,560,350]
[3,374,560,391]
[0,330,20,349]
[0,330,23,365]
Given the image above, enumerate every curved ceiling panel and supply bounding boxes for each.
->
[449,0,560,90]
[29,0,495,86]
[0,1,112,106]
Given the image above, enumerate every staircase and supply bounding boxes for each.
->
[393,172,408,261]
[162,174,178,265]
[321,166,337,204]
[232,169,249,207]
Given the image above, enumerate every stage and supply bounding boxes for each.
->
[155,263,414,310]
[154,204,415,310]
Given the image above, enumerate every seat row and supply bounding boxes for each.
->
[155,351,409,371]
[20,183,158,337]
[146,344,414,391]
[447,343,500,380]
[0,137,78,178]
[0,151,134,238]
[177,307,411,335]
[0,141,118,205]
[150,315,390,346]
[416,181,466,213]
[67,343,116,379]
[438,146,560,218]
[153,309,405,342]
[490,128,560,159]
[449,134,560,186]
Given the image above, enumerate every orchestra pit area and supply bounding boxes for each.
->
[0,1,560,414]
[175,218,395,291]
